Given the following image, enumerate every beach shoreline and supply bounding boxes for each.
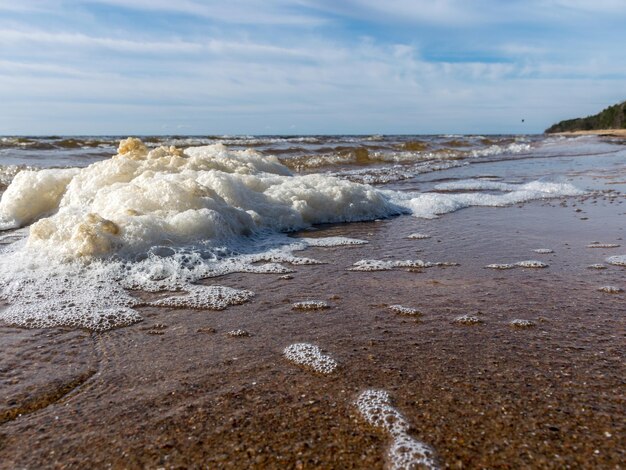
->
[1,190,624,469]
[551,129,626,137]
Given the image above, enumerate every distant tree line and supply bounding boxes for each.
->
[545,101,626,133]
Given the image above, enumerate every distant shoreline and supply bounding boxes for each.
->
[551,129,626,137]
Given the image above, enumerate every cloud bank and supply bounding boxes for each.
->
[0,0,624,134]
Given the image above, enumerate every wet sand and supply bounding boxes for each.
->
[1,192,625,469]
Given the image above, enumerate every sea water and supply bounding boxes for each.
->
[0,134,622,331]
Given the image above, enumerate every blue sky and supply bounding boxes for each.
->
[1,0,625,135]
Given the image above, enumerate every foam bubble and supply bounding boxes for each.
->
[390,180,583,220]
[283,343,337,374]
[516,260,549,268]
[388,305,422,316]
[299,236,368,246]
[587,243,620,248]
[486,260,548,269]
[607,255,626,266]
[149,285,254,310]
[407,232,431,239]
[597,286,623,294]
[532,248,554,254]
[510,319,536,328]
[349,259,433,272]
[587,264,607,270]
[453,314,482,325]
[227,329,251,337]
[485,263,516,270]
[0,257,142,331]
[291,301,331,311]
[355,390,438,470]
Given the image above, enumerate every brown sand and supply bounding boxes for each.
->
[0,192,625,469]
[553,129,626,138]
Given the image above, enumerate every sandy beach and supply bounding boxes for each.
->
[553,129,626,138]
[3,0,626,466]
[0,134,624,468]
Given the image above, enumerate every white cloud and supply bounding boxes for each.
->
[0,0,624,134]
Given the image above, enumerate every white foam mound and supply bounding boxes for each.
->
[283,343,337,374]
[587,243,620,248]
[607,255,626,266]
[533,248,554,254]
[355,390,438,470]
[149,285,254,310]
[0,168,79,230]
[0,138,398,259]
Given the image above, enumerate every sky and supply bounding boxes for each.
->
[1,0,625,135]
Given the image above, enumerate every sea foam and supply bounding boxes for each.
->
[0,138,397,259]
[283,343,338,374]
[355,390,438,469]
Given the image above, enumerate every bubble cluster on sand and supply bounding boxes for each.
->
[510,319,536,328]
[607,255,626,267]
[0,259,143,331]
[227,329,251,337]
[149,285,254,310]
[597,286,623,294]
[485,263,516,270]
[388,305,422,316]
[516,260,549,268]
[533,248,554,254]
[355,390,438,470]
[407,232,431,239]
[300,236,368,246]
[486,260,548,269]
[291,301,331,311]
[587,264,607,270]
[453,314,483,325]
[349,259,434,272]
[587,243,620,248]
[283,343,338,374]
